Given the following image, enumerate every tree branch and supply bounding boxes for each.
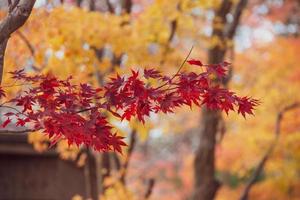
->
[123,0,132,14]
[0,128,36,134]
[15,30,42,71]
[0,39,8,84]
[239,102,300,200]
[0,0,36,84]
[120,129,136,184]
[225,0,248,40]
[144,178,155,199]
[0,0,35,43]
[16,30,34,56]
[75,0,83,7]
[106,0,114,13]
[8,0,20,13]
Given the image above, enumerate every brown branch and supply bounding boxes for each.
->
[16,30,35,56]
[106,0,114,13]
[0,39,8,84]
[89,0,95,11]
[144,178,155,199]
[15,30,43,71]
[75,0,83,7]
[0,105,26,116]
[159,19,178,65]
[0,0,36,85]
[112,152,121,170]
[159,3,180,65]
[0,128,37,134]
[225,0,248,40]
[8,0,20,13]
[120,129,137,184]
[222,0,248,84]
[168,19,177,43]
[123,0,132,14]
[0,0,35,43]
[239,102,300,200]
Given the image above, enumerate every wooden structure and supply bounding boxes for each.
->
[0,133,99,200]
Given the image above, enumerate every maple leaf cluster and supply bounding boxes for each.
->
[0,59,259,153]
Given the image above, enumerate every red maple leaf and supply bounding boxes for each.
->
[144,68,162,79]
[2,118,11,128]
[16,118,30,127]
[0,58,258,153]
[207,64,228,78]
[110,133,127,154]
[187,59,203,66]
[237,96,259,118]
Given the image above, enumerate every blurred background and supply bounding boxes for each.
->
[0,0,299,200]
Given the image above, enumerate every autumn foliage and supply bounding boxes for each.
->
[0,59,258,153]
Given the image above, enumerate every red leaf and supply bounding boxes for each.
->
[144,69,162,79]
[207,64,227,78]
[187,59,203,66]
[16,118,30,127]
[0,57,258,153]
[237,97,260,118]
[110,133,127,154]
[2,118,11,128]
[4,112,14,117]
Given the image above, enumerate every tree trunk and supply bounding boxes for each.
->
[193,0,248,199]
[193,108,221,200]
[0,39,8,84]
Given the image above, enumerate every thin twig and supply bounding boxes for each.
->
[0,105,26,116]
[0,128,37,134]
[155,46,194,90]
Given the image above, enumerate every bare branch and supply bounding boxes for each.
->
[0,39,8,84]
[89,0,95,11]
[7,0,12,8]
[144,178,155,199]
[123,0,132,14]
[225,0,248,40]
[0,128,36,134]
[0,105,25,116]
[15,30,43,71]
[75,0,83,7]
[239,102,300,200]
[168,19,177,43]
[120,129,136,184]
[106,0,114,13]
[16,30,35,56]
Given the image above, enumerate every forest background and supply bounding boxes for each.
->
[0,0,299,200]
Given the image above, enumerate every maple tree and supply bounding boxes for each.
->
[0,58,258,153]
